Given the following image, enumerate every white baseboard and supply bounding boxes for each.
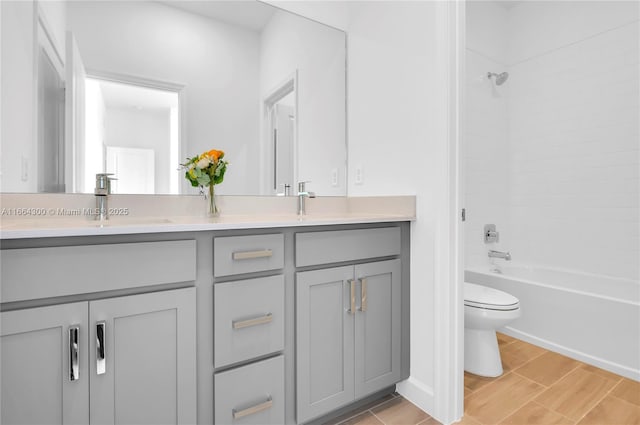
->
[396,378,436,419]
[502,326,640,382]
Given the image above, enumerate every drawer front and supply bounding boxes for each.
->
[214,275,285,368]
[296,227,401,267]
[214,355,285,425]
[0,240,196,303]
[214,234,284,277]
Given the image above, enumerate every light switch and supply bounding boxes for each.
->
[355,166,363,185]
[331,168,339,186]
[21,156,28,181]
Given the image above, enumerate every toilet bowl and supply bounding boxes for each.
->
[464,282,520,377]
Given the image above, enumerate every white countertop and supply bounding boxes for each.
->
[0,212,414,239]
[0,195,416,239]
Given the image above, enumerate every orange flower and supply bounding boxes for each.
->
[207,149,224,161]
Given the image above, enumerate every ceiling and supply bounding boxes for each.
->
[493,1,524,10]
[92,79,179,110]
[159,0,276,31]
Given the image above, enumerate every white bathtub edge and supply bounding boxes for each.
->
[501,326,640,382]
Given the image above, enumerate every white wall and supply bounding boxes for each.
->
[466,1,639,282]
[67,1,261,195]
[464,2,511,268]
[260,9,346,195]
[507,1,639,280]
[104,108,171,194]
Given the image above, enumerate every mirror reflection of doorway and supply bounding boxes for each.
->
[264,74,297,196]
[83,77,181,194]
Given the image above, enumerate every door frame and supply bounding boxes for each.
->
[262,70,298,195]
[428,1,465,423]
[433,1,465,423]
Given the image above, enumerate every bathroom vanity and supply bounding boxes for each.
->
[0,204,412,425]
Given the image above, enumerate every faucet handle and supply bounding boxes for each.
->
[95,173,117,195]
[297,181,311,193]
[484,224,500,243]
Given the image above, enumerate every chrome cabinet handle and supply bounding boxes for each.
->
[359,278,367,312]
[348,279,356,315]
[232,313,273,329]
[232,249,273,261]
[69,326,80,382]
[96,321,106,375]
[232,396,273,419]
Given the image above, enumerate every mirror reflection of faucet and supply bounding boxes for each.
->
[276,183,291,197]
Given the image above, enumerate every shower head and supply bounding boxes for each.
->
[487,71,509,86]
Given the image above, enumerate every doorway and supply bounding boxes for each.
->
[83,77,181,194]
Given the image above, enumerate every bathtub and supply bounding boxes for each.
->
[465,265,640,381]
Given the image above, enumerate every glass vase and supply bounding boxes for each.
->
[205,185,220,217]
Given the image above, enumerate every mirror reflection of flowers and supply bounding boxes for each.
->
[181,149,229,216]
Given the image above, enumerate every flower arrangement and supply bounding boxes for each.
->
[181,149,229,216]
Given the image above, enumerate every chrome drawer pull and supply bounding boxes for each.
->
[348,279,356,315]
[232,313,273,330]
[232,396,273,419]
[232,249,273,261]
[69,326,80,382]
[359,278,367,312]
[96,321,106,375]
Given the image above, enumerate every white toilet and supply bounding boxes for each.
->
[464,282,521,377]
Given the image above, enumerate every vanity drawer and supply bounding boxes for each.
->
[214,355,285,425]
[214,234,284,277]
[295,227,401,267]
[0,240,196,303]
[214,275,285,368]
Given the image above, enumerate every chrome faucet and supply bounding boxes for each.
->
[94,173,115,221]
[297,181,315,216]
[488,250,511,261]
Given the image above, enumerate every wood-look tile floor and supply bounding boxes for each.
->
[330,333,640,425]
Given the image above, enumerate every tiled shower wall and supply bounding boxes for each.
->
[464,1,510,268]
[465,1,639,281]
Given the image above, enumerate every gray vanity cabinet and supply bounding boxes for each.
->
[0,288,196,425]
[296,266,356,422]
[213,233,286,425]
[354,260,402,397]
[0,240,198,425]
[89,288,197,425]
[295,226,403,425]
[1,302,90,425]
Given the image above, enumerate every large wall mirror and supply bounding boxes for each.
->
[0,0,346,196]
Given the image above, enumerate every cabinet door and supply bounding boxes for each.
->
[1,302,89,425]
[89,287,196,425]
[354,259,402,398]
[296,266,355,423]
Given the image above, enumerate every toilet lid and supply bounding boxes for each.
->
[464,282,519,311]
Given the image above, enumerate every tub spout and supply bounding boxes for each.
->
[488,250,511,261]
